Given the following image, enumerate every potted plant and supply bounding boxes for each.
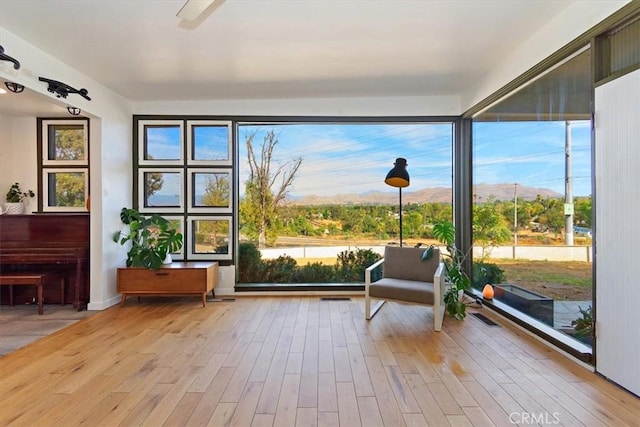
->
[421,220,471,320]
[4,182,35,214]
[112,207,183,270]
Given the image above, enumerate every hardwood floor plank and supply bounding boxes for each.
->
[357,395,385,426]
[221,341,263,402]
[296,407,318,427]
[333,346,352,382]
[141,365,203,426]
[402,412,429,426]
[460,380,514,427]
[318,338,334,373]
[365,355,407,426]
[187,366,236,425]
[251,413,275,427]
[162,391,203,426]
[0,297,637,427]
[347,342,375,396]
[118,382,173,426]
[384,365,422,413]
[317,411,339,427]
[274,373,300,426]
[447,414,474,426]
[298,324,319,408]
[405,373,450,427]
[228,381,264,427]
[317,372,338,413]
[207,402,237,426]
[336,381,361,426]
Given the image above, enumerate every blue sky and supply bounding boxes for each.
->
[144,120,592,202]
[238,123,454,198]
[238,120,591,198]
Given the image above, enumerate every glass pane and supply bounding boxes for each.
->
[193,172,230,208]
[237,123,453,283]
[167,218,183,255]
[143,171,182,207]
[192,219,230,254]
[47,124,85,161]
[192,125,229,161]
[46,171,86,207]
[472,48,593,346]
[144,125,181,160]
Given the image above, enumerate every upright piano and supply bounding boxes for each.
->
[0,214,89,310]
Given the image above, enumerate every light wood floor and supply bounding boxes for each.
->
[0,297,638,426]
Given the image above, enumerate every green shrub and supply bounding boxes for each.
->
[293,262,336,283]
[263,256,298,283]
[473,262,505,289]
[335,248,382,282]
[238,242,263,283]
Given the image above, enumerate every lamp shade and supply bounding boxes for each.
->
[385,158,410,188]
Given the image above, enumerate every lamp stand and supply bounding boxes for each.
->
[399,187,403,247]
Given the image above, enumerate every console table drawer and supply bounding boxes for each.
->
[117,261,217,307]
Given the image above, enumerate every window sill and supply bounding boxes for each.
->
[468,289,592,364]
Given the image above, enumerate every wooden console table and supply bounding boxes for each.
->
[117,261,218,307]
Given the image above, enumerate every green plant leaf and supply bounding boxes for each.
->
[421,246,435,260]
[432,221,455,246]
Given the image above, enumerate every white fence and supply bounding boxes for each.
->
[260,245,592,262]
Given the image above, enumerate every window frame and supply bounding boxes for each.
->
[186,120,233,166]
[41,167,89,212]
[37,117,90,213]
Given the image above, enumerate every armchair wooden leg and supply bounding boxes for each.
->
[366,299,386,320]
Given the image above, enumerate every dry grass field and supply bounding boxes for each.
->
[285,256,592,301]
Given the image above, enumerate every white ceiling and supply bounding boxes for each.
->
[0,0,574,115]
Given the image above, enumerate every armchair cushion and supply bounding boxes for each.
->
[383,246,439,282]
[369,278,434,305]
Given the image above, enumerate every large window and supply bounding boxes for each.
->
[38,119,89,212]
[237,122,454,284]
[471,48,593,348]
[134,118,233,261]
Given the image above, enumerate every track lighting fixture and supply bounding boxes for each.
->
[0,45,21,70]
[4,82,24,93]
[67,107,82,116]
[38,76,91,101]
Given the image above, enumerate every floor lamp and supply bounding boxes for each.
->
[385,158,410,247]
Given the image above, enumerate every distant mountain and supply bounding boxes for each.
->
[285,184,561,206]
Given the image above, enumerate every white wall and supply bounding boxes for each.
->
[594,69,640,396]
[135,95,461,117]
[0,115,39,213]
[462,0,630,111]
[0,28,134,310]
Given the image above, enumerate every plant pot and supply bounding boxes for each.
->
[163,253,173,264]
[4,202,25,215]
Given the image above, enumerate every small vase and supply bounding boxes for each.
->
[163,253,173,264]
[4,202,25,215]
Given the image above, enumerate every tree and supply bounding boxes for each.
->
[200,173,229,207]
[54,128,84,160]
[473,197,512,259]
[242,130,302,248]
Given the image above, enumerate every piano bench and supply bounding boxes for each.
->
[0,272,65,315]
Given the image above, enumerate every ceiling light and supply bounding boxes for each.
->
[67,107,82,116]
[177,0,216,21]
[5,82,25,93]
[0,88,6,95]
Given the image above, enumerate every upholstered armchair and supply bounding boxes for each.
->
[365,246,446,331]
